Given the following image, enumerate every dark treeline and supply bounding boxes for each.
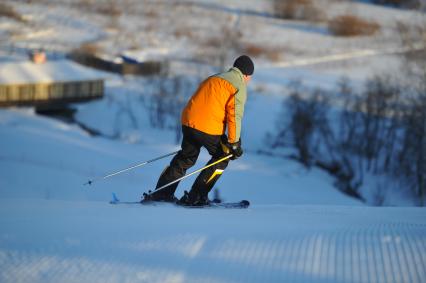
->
[267,76,426,206]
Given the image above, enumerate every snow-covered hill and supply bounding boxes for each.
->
[1,0,426,282]
[1,94,425,283]
[0,106,360,205]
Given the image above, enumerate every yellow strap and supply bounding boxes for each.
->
[206,169,224,184]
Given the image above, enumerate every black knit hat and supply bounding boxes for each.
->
[233,55,254,76]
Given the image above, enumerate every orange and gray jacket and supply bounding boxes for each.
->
[181,67,247,143]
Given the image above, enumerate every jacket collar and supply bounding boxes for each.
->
[229,67,244,80]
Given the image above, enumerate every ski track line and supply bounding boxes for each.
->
[1,219,426,282]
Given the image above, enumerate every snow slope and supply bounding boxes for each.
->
[1,1,426,282]
[1,105,425,283]
[0,107,360,205]
[1,199,425,283]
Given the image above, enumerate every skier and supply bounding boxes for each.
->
[144,55,254,206]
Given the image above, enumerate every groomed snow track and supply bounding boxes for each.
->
[0,201,424,283]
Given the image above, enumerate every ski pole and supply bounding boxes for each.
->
[84,150,179,186]
[144,154,233,197]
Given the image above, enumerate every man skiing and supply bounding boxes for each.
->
[143,55,254,206]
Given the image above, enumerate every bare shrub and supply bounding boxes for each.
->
[374,0,406,3]
[0,3,25,22]
[74,42,101,56]
[144,8,159,19]
[371,0,422,9]
[174,27,194,39]
[239,43,283,61]
[242,44,264,57]
[149,75,195,143]
[75,0,122,18]
[268,75,425,205]
[272,0,324,22]
[101,3,121,17]
[328,15,380,37]
[398,91,426,205]
[270,81,330,167]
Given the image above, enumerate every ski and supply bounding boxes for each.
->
[110,193,250,209]
[176,200,250,209]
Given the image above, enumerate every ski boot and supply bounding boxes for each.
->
[141,190,178,203]
[177,190,211,207]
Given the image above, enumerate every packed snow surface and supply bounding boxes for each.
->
[1,0,426,282]
[1,199,425,283]
[1,106,425,283]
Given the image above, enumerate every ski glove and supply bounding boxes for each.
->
[229,140,243,160]
[221,135,243,160]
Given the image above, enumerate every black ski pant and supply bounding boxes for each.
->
[154,125,229,199]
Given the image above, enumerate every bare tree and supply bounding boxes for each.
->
[148,75,195,144]
[268,75,425,205]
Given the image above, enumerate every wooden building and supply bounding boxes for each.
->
[0,59,104,108]
[69,51,165,76]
